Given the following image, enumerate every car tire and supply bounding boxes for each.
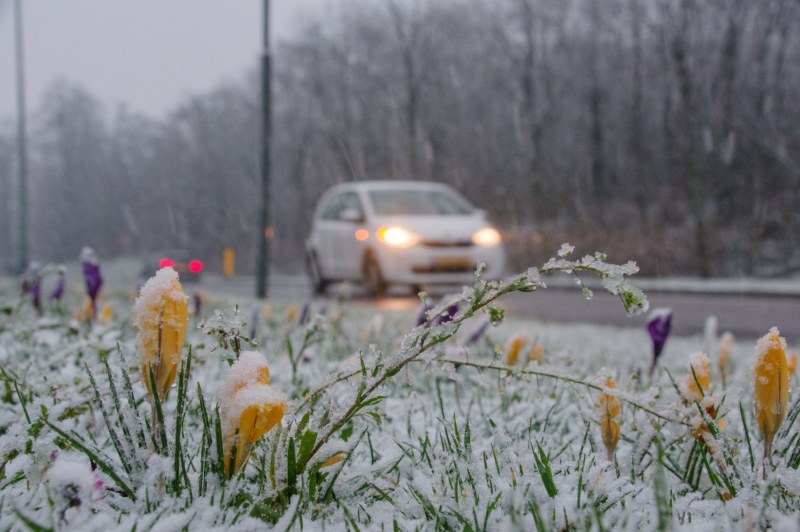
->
[363,253,387,298]
[306,250,328,296]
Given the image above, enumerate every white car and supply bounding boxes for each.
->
[306,181,506,296]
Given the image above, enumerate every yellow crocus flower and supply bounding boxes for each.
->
[220,351,287,479]
[789,352,798,376]
[597,376,621,460]
[285,304,298,323]
[133,268,188,402]
[224,399,286,478]
[685,352,711,402]
[505,334,527,366]
[528,341,543,364]
[99,304,114,325]
[754,327,789,462]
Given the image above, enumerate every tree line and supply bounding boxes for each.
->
[1,0,798,277]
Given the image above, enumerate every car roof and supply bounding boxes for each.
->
[325,180,457,195]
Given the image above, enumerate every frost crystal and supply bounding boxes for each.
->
[557,243,575,257]
[755,326,787,364]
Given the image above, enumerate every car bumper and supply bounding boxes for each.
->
[374,244,506,285]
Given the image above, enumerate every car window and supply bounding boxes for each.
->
[368,189,474,215]
[339,192,364,218]
[320,195,343,220]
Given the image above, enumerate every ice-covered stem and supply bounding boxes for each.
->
[200,306,256,364]
[301,246,649,465]
[436,358,679,425]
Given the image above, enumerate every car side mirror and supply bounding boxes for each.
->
[339,209,364,223]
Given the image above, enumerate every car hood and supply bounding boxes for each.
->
[369,215,491,243]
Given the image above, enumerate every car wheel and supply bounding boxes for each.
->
[363,253,387,298]
[306,250,328,296]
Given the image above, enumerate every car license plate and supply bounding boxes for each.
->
[433,257,471,268]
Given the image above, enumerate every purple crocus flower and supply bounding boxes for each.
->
[466,319,489,344]
[435,303,459,325]
[415,298,434,327]
[299,302,310,326]
[647,307,672,376]
[21,262,42,314]
[193,292,203,316]
[80,247,103,317]
[49,270,66,303]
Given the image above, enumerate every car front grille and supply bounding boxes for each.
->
[412,264,474,274]
[421,240,472,248]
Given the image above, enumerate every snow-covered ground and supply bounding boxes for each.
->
[2,255,800,530]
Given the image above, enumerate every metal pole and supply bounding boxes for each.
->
[255,0,271,298]
[14,0,29,274]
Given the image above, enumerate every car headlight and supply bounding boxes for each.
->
[377,226,420,248]
[471,227,502,247]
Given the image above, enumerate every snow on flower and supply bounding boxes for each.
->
[754,327,789,464]
[684,351,711,402]
[133,267,188,401]
[219,351,286,478]
[647,307,672,375]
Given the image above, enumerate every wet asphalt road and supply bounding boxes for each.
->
[198,274,800,340]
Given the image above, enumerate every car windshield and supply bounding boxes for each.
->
[368,189,474,215]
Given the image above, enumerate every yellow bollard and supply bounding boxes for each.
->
[223,247,235,277]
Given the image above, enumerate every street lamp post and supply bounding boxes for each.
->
[255,0,272,298]
[14,0,29,274]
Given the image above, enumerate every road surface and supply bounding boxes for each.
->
[197,274,800,340]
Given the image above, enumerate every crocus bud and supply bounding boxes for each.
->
[466,319,489,345]
[754,327,789,463]
[220,351,286,478]
[21,262,42,314]
[285,304,298,324]
[528,341,543,364]
[415,298,433,327]
[80,247,103,318]
[597,376,621,460]
[505,334,527,366]
[647,308,672,376]
[49,269,66,303]
[684,352,711,402]
[133,267,188,402]
[789,353,798,376]
[192,292,203,316]
[436,303,459,325]
[718,332,734,387]
[299,302,310,326]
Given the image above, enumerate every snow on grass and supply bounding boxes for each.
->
[1,257,799,531]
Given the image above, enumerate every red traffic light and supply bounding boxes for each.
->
[189,260,203,273]
[159,258,174,269]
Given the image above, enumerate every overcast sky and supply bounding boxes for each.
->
[0,0,332,121]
